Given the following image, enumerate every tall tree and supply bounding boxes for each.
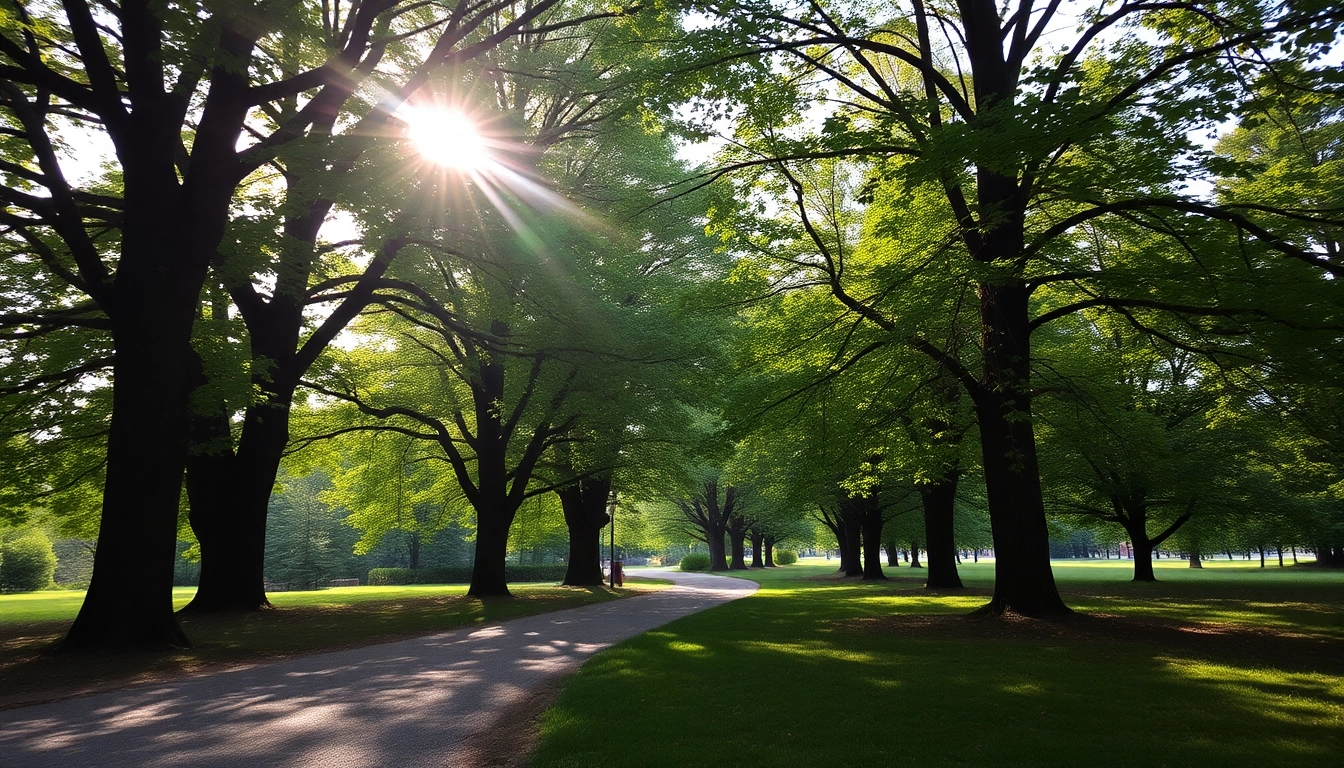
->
[0,0,613,646]
[673,0,1343,615]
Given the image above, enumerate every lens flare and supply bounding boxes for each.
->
[406,108,490,170]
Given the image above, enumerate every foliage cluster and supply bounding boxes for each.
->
[0,530,57,592]
[366,564,567,586]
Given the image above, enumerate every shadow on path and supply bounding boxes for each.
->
[0,570,754,768]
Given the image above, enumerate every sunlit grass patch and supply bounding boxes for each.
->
[531,566,1344,767]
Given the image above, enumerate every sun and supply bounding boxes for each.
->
[405,108,491,170]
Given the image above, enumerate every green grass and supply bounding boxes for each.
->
[0,581,656,705]
[530,561,1344,768]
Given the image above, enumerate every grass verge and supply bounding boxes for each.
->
[0,581,658,708]
[530,562,1344,767]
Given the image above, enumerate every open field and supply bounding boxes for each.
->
[531,562,1344,767]
[0,581,658,708]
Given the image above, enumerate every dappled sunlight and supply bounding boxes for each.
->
[666,641,709,655]
[536,570,1344,767]
[999,682,1046,696]
[737,639,883,666]
[1,571,754,766]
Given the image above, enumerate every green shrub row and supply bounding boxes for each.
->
[774,550,798,565]
[367,564,568,586]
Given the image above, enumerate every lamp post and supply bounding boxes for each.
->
[608,492,616,588]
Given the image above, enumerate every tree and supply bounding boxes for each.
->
[670,475,746,572]
[671,0,1343,615]
[1,0,617,647]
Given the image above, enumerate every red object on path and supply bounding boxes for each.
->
[612,561,624,586]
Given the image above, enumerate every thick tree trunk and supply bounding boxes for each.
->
[707,530,729,572]
[764,536,776,567]
[728,523,749,570]
[973,284,1069,616]
[63,165,228,647]
[558,477,611,586]
[749,530,765,567]
[860,513,886,581]
[64,326,195,649]
[843,519,863,577]
[909,542,922,568]
[469,507,513,597]
[468,330,520,597]
[183,397,291,611]
[1126,520,1157,582]
[921,474,963,588]
[885,540,899,567]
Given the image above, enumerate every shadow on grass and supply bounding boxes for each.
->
[531,579,1344,768]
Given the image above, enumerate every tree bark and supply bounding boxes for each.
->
[707,532,729,572]
[921,473,963,588]
[727,516,750,570]
[885,540,900,567]
[842,512,863,577]
[763,536,777,567]
[749,529,765,568]
[470,506,513,596]
[558,477,611,586]
[973,284,1069,616]
[859,504,886,581]
[64,322,196,649]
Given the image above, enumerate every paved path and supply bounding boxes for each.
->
[0,570,755,767]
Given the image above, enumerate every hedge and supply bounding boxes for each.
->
[0,532,57,592]
[774,550,798,565]
[367,564,568,586]
[678,553,710,571]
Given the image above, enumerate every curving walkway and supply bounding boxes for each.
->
[0,570,756,767]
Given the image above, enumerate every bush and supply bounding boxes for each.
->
[679,553,711,571]
[774,550,798,565]
[0,531,58,592]
[367,564,568,586]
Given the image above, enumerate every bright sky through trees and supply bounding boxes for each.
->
[405,108,493,171]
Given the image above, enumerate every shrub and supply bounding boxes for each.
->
[679,553,711,571]
[367,564,567,586]
[774,550,798,565]
[0,531,58,592]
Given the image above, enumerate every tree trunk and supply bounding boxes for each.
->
[843,519,863,577]
[832,519,850,574]
[859,502,886,580]
[1188,541,1203,568]
[1125,518,1156,582]
[909,541,922,568]
[764,536,776,567]
[63,199,217,648]
[707,530,729,572]
[469,508,513,597]
[750,530,765,568]
[973,283,1069,616]
[557,477,611,586]
[885,540,899,567]
[921,475,962,587]
[64,324,195,650]
[727,522,749,570]
[183,396,292,612]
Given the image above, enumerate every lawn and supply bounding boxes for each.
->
[530,560,1344,767]
[0,581,654,707]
